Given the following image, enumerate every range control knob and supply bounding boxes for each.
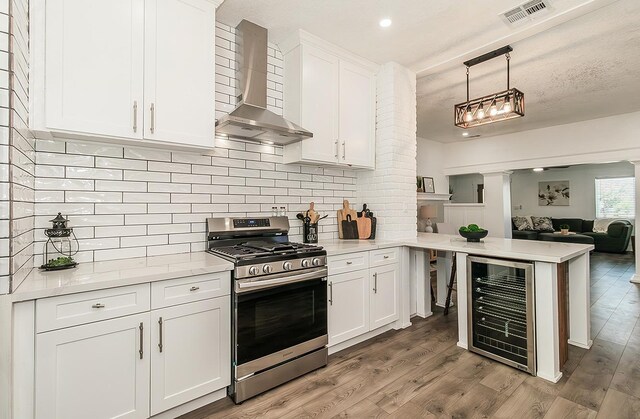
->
[312,258,321,266]
[283,261,293,271]
[301,259,310,268]
[263,264,273,274]
[248,266,259,276]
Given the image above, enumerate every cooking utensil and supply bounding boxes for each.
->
[356,215,372,240]
[296,213,305,221]
[308,202,318,224]
[341,214,359,239]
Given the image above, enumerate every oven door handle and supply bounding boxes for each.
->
[236,267,328,293]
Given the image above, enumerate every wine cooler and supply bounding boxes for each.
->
[467,256,536,374]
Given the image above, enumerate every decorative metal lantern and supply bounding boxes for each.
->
[40,213,80,271]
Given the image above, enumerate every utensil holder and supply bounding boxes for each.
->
[304,223,319,243]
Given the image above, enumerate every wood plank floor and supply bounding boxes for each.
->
[181,252,639,419]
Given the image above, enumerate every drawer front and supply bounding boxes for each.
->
[328,251,370,275]
[36,284,150,333]
[151,272,230,309]
[370,247,400,267]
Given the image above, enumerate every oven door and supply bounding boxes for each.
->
[234,267,328,376]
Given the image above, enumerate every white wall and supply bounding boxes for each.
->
[511,162,634,219]
[416,137,447,195]
[442,111,640,175]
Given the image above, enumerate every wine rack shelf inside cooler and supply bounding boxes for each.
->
[468,257,535,374]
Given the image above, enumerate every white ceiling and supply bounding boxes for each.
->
[217,0,640,142]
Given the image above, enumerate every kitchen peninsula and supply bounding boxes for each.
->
[320,232,593,383]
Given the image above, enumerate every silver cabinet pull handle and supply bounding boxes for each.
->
[342,141,346,160]
[328,282,333,305]
[158,317,163,353]
[373,272,378,293]
[190,286,199,292]
[139,322,144,359]
[346,261,353,265]
[383,255,390,259]
[92,303,105,309]
[150,103,155,134]
[133,101,138,133]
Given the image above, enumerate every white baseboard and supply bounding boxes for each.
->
[536,371,563,383]
[630,273,640,284]
[568,339,593,349]
[151,388,227,419]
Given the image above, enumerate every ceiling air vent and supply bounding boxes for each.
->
[500,0,551,26]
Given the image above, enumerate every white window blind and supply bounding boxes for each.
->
[595,177,635,218]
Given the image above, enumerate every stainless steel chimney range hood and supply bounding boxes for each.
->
[215,20,313,145]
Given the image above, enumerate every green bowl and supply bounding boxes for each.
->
[459,230,488,242]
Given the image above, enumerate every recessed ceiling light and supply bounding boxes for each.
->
[462,132,469,137]
[379,18,392,28]
[533,167,544,172]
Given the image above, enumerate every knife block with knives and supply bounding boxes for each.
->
[337,200,376,240]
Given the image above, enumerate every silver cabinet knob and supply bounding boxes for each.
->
[301,259,310,268]
[263,264,273,274]
[283,262,293,271]
[249,266,259,276]
[312,258,321,266]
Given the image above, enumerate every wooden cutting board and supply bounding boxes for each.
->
[356,216,372,240]
[337,200,358,239]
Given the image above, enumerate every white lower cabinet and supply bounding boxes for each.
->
[35,313,151,419]
[328,259,400,347]
[328,270,370,346]
[150,298,231,415]
[34,277,231,419]
[370,264,400,329]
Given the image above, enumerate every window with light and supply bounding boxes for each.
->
[595,177,635,218]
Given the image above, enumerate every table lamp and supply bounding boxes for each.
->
[419,205,438,233]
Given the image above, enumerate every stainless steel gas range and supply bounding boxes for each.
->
[206,216,328,403]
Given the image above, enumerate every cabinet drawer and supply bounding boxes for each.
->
[36,284,150,333]
[370,247,400,268]
[328,251,369,275]
[151,272,230,309]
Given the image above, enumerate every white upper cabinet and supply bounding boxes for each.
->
[338,61,376,167]
[281,31,377,169]
[43,0,145,140]
[144,0,216,147]
[32,0,217,150]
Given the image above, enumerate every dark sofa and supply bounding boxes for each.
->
[512,217,633,253]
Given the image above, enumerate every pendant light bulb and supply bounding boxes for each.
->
[489,103,498,116]
[503,96,512,113]
[464,106,473,122]
[476,103,485,120]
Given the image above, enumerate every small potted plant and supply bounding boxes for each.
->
[560,224,570,235]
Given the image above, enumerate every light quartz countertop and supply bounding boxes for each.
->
[319,232,593,263]
[8,233,593,302]
[9,252,233,302]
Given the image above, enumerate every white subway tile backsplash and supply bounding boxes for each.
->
[66,191,122,203]
[148,161,191,173]
[147,243,190,257]
[67,167,122,180]
[125,213,171,225]
[37,152,93,167]
[147,223,190,235]
[66,142,123,158]
[171,173,210,184]
[95,225,147,238]
[95,203,147,214]
[147,203,191,213]
[148,182,191,193]
[95,180,147,192]
[121,235,168,248]
[96,156,147,170]
[124,147,171,162]
[124,170,170,182]
[94,247,146,262]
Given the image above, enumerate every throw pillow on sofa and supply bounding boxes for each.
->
[531,216,554,232]
[512,216,534,231]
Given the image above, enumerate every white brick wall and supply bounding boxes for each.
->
[357,62,417,240]
[32,22,357,264]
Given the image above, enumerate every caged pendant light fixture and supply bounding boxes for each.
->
[454,46,524,129]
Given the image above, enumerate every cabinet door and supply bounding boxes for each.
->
[35,313,150,419]
[144,0,216,147]
[370,264,400,329]
[339,61,375,168]
[328,270,370,346]
[150,297,230,415]
[300,46,340,164]
[45,0,144,139]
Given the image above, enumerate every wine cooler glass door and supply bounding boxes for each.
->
[467,256,535,374]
